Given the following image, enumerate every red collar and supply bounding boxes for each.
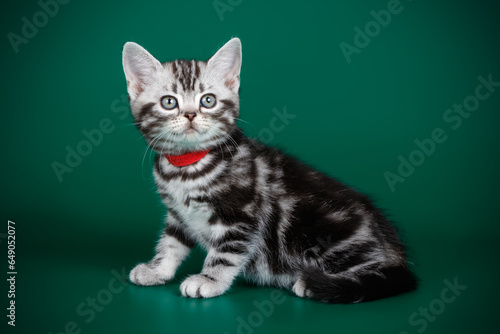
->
[165,150,210,167]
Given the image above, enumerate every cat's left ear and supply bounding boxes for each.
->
[122,42,163,100]
[207,38,242,93]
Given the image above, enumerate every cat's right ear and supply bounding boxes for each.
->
[122,42,162,100]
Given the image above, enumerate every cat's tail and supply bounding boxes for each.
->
[301,265,418,304]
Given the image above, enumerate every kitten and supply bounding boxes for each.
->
[122,38,417,303]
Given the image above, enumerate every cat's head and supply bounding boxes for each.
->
[122,38,242,154]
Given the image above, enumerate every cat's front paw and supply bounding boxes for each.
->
[129,263,168,286]
[180,274,228,298]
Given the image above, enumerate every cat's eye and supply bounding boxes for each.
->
[160,96,178,110]
[200,94,217,109]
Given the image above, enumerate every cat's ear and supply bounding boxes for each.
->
[122,42,163,100]
[207,38,242,93]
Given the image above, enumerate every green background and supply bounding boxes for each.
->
[1,0,499,333]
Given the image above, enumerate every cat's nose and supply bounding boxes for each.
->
[184,112,197,121]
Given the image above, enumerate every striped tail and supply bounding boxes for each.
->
[302,265,418,304]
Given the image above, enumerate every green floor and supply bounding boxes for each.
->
[2,0,500,333]
[12,222,500,334]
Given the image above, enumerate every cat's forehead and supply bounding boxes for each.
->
[162,59,208,93]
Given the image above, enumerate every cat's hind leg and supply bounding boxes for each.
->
[291,278,312,298]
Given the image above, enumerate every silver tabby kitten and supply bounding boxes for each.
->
[122,38,417,303]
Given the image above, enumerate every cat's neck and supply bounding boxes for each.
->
[161,127,245,162]
[165,150,211,167]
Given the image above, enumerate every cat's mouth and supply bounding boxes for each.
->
[184,126,199,135]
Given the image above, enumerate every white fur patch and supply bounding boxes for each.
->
[292,278,312,298]
[180,274,229,298]
[129,235,191,286]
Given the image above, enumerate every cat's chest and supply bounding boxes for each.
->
[158,176,214,244]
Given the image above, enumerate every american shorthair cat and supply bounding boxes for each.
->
[122,38,417,303]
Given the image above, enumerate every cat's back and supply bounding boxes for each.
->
[242,136,366,203]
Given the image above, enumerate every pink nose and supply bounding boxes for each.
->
[184,112,196,121]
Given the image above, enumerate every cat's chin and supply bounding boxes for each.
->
[156,131,211,154]
[180,127,214,144]
[183,128,198,135]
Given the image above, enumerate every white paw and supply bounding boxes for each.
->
[292,278,312,298]
[129,263,168,286]
[180,274,227,298]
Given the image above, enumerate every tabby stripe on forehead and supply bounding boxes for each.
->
[180,61,188,90]
[171,61,178,75]
[194,61,200,79]
[186,74,192,92]
[192,61,200,91]
[189,60,197,91]
[176,60,189,91]
[171,60,202,92]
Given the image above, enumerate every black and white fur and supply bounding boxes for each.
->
[122,38,417,303]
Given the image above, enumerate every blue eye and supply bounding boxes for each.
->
[161,96,178,110]
[200,94,216,108]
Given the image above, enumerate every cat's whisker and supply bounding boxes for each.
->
[210,127,234,159]
[149,128,171,159]
[236,117,255,128]
[206,128,227,161]
[116,122,142,128]
[140,146,152,180]
[141,128,169,176]
[221,130,242,157]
